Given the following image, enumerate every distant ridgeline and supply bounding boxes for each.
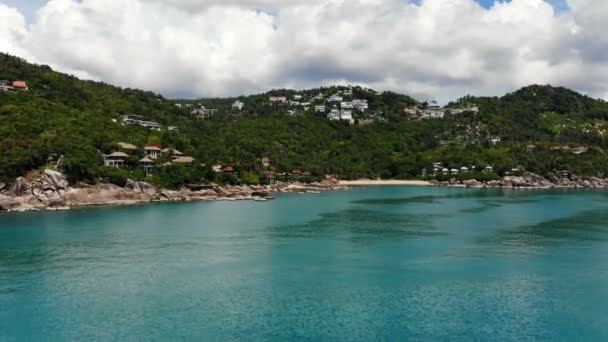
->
[2,52,608,189]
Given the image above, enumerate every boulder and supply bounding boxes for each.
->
[125,180,158,197]
[11,177,29,196]
[42,169,68,191]
[0,182,6,192]
[0,194,20,211]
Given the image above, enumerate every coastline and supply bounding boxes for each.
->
[0,170,348,213]
[338,179,431,186]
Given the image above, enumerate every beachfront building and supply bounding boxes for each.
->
[144,146,162,159]
[139,157,154,176]
[104,152,129,167]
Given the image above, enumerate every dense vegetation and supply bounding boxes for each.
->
[2,53,608,188]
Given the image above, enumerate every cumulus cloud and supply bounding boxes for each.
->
[1,0,608,101]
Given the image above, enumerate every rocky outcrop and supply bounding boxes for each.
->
[1,171,345,212]
[436,172,608,189]
[11,177,29,196]
[125,180,158,197]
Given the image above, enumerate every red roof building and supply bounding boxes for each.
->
[12,81,28,91]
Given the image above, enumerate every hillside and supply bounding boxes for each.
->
[2,53,608,188]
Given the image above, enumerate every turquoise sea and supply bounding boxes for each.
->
[1,186,608,341]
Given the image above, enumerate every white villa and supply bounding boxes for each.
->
[328,109,341,121]
[328,95,343,103]
[232,100,244,110]
[315,105,326,113]
[341,102,353,110]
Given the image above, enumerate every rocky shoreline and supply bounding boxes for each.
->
[0,170,346,213]
[432,172,608,189]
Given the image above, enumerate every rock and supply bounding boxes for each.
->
[125,180,158,196]
[43,169,68,191]
[0,194,20,211]
[0,182,6,192]
[252,190,272,198]
[11,177,29,196]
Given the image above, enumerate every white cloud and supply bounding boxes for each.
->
[1,0,608,102]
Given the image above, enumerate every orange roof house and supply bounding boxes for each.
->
[12,81,28,91]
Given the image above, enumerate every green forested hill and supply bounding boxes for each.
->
[2,53,608,187]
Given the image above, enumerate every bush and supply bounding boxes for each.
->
[99,167,129,186]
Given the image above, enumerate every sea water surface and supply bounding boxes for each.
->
[1,186,608,341]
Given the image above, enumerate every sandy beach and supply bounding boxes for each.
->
[338,179,431,186]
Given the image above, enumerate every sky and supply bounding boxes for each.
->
[0,0,606,102]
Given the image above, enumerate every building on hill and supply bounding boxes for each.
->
[117,142,138,151]
[328,108,341,121]
[0,80,15,92]
[315,105,326,113]
[144,146,162,159]
[12,81,28,91]
[352,99,369,111]
[340,110,354,124]
[191,106,218,119]
[293,95,303,100]
[104,152,129,167]
[162,148,184,156]
[269,96,287,103]
[173,156,194,164]
[139,157,154,176]
[328,94,343,103]
[340,102,353,110]
[232,100,244,110]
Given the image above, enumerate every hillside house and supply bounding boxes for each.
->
[484,166,494,173]
[293,95,303,100]
[191,106,218,119]
[340,110,354,123]
[173,156,195,164]
[12,81,28,91]
[352,99,369,111]
[117,142,138,152]
[341,102,353,110]
[139,157,154,176]
[269,96,287,103]
[328,109,341,121]
[328,95,343,103]
[315,105,326,113]
[0,80,14,92]
[144,146,162,159]
[162,148,184,156]
[104,152,129,167]
[232,100,244,110]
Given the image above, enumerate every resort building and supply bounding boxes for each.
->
[139,157,154,176]
[315,105,326,113]
[117,142,138,152]
[172,156,195,164]
[104,152,129,167]
[328,109,341,121]
[144,146,162,159]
